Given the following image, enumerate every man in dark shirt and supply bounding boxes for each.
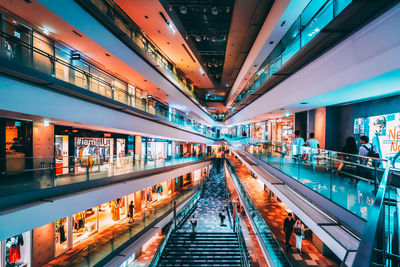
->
[283,213,295,249]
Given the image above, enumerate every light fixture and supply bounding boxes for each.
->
[211,7,218,15]
[199,68,205,76]
[43,28,50,35]
[211,36,217,42]
[43,120,50,126]
[180,6,187,14]
[196,35,201,42]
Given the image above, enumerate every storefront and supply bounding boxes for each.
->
[254,121,268,140]
[54,126,134,175]
[269,115,294,144]
[54,196,129,256]
[142,137,172,161]
[0,117,33,174]
[0,231,31,267]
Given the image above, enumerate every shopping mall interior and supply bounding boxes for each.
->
[0,0,399,266]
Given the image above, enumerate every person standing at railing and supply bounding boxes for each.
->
[358,135,374,182]
[305,133,320,171]
[292,130,305,162]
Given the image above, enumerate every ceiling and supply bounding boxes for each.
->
[165,0,234,87]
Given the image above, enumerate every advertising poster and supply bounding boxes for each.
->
[363,113,400,168]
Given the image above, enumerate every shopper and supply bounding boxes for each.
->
[283,213,295,250]
[190,215,197,233]
[358,135,374,181]
[305,132,319,171]
[128,201,135,223]
[219,209,226,226]
[292,130,305,161]
[338,136,358,171]
[294,219,305,253]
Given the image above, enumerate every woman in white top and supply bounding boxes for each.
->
[294,219,305,253]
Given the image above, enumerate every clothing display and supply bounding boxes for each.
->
[6,234,24,263]
[111,200,120,221]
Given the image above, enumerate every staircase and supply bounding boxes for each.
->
[157,232,242,266]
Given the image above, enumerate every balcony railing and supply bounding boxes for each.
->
[0,152,212,200]
[0,28,217,139]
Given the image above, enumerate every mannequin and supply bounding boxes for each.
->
[6,234,24,264]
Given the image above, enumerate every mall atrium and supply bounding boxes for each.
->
[0,0,399,266]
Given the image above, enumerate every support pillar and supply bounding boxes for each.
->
[134,191,142,213]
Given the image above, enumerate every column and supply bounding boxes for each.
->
[135,135,142,161]
[32,121,54,169]
[32,222,55,266]
[134,191,142,213]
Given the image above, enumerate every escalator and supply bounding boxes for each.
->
[152,159,251,266]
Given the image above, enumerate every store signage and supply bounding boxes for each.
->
[71,52,81,60]
[75,137,112,147]
[104,133,111,137]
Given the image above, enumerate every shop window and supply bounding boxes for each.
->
[74,137,114,173]
[3,18,31,66]
[55,218,69,255]
[32,31,54,76]
[55,51,70,83]
[5,120,32,173]
[74,67,88,89]
[1,231,31,266]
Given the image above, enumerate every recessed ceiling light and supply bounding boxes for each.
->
[144,16,149,19]
[144,79,147,82]
[300,102,308,104]
[269,41,274,44]
[105,53,110,57]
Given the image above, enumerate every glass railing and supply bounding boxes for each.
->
[66,179,205,267]
[79,0,205,107]
[228,140,393,219]
[0,153,212,199]
[0,29,218,139]
[148,188,204,267]
[227,0,352,116]
[352,165,399,266]
[225,159,292,266]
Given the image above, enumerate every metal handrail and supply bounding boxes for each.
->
[351,165,391,266]
[148,173,209,267]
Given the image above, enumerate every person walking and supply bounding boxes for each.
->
[219,209,226,226]
[283,213,295,250]
[294,219,305,253]
[190,215,197,233]
[128,201,135,223]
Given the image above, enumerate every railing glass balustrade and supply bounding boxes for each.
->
[225,137,392,219]
[0,153,212,198]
